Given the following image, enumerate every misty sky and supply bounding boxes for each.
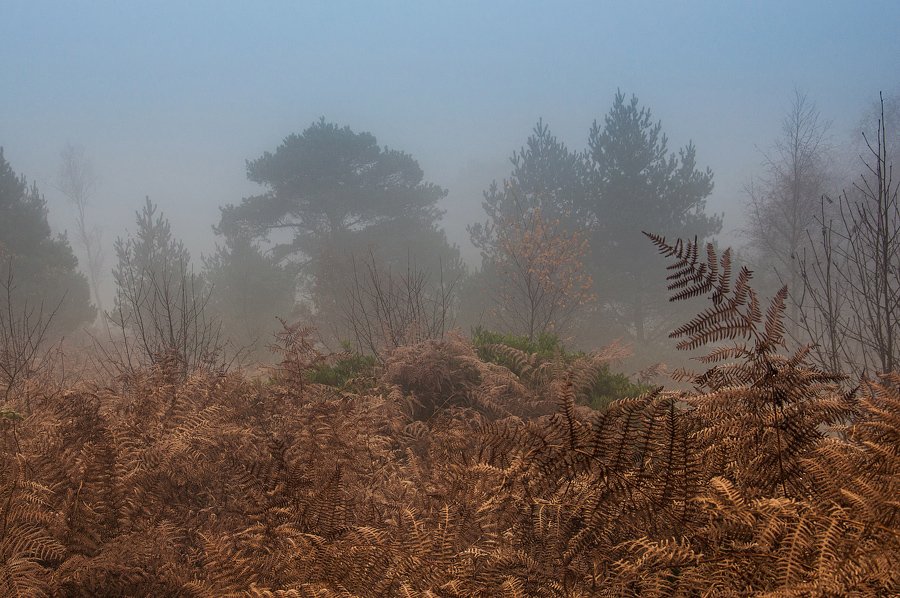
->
[2,1,899,276]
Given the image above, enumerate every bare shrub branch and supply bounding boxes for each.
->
[341,250,458,360]
[0,260,61,406]
[795,93,900,376]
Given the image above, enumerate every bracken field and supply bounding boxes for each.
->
[0,237,897,596]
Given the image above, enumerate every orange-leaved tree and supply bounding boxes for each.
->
[485,199,594,342]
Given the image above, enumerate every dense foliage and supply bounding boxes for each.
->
[472,327,646,410]
[585,92,722,345]
[305,345,378,389]
[0,237,896,596]
[468,93,723,350]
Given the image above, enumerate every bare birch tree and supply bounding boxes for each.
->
[745,90,834,336]
[56,144,105,313]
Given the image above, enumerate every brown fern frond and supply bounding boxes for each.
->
[1,233,894,595]
[645,233,739,307]
[762,286,789,350]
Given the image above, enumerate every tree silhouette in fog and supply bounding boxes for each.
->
[584,91,722,345]
[203,232,297,360]
[110,198,222,372]
[0,148,94,337]
[218,119,463,333]
[469,121,593,340]
[220,118,444,258]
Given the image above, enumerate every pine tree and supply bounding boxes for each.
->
[219,119,464,340]
[110,197,221,371]
[469,121,593,340]
[584,92,721,346]
[203,233,296,360]
[0,147,94,337]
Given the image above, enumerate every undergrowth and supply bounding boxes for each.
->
[306,348,378,390]
[473,326,647,409]
[0,236,895,596]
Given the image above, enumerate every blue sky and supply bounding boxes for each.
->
[2,1,898,271]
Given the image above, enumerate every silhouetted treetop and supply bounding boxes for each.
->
[219,119,446,257]
[216,120,462,341]
[586,91,720,244]
[582,91,722,345]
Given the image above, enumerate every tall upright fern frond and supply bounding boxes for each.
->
[646,232,847,497]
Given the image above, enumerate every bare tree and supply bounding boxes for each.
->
[745,90,834,334]
[56,144,105,313]
[836,93,900,374]
[796,93,900,376]
[855,89,899,168]
[341,251,458,360]
[794,197,848,374]
[101,199,226,378]
[106,258,225,377]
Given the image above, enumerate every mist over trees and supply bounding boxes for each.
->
[468,92,721,354]
[108,198,223,374]
[584,91,721,346]
[468,121,592,341]
[202,233,297,361]
[1,88,898,379]
[792,94,900,376]
[2,76,900,598]
[744,91,836,335]
[2,2,899,591]
[218,119,464,347]
[0,148,94,338]
[56,144,106,315]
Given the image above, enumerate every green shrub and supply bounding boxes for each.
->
[582,365,646,410]
[471,326,646,409]
[307,351,377,389]
[471,327,563,360]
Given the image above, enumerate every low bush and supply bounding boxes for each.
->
[472,326,647,409]
[306,349,378,389]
